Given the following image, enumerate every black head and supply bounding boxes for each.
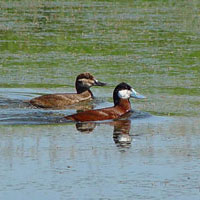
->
[75,72,106,93]
[113,82,146,106]
[113,82,132,106]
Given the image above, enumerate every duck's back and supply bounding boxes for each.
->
[65,106,125,121]
[65,98,132,121]
[30,91,92,108]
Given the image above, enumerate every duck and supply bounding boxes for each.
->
[29,72,106,108]
[65,82,146,122]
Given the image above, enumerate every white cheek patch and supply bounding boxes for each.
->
[118,89,131,99]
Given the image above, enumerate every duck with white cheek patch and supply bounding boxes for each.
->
[65,82,146,122]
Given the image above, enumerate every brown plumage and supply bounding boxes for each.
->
[29,72,106,109]
[65,82,146,122]
[65,99,131,122]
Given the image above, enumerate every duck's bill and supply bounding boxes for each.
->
[94,80,107,86]
[130,88,146,99]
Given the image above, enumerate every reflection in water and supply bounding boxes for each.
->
[1,117,200,200]
[75,119,132,148]
[76,122,97,133]
[112,120,132,148]
[74,110,150,148]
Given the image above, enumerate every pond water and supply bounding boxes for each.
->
[0,0,200,199]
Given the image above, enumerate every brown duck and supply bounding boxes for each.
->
[65,82,146,122]
[29,72,106,108]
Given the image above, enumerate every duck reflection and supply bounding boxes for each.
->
[112,120,132,148]
[76,122,97,133]
[75,119,132,148]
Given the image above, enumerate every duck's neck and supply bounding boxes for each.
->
[77,88,94,98]
[76,82,93,96]
[115,99,131,112]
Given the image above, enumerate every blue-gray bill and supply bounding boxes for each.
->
[130,88,146,99]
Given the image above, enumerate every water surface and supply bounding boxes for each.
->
[0,0,200,199]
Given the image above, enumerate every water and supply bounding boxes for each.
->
[0,0,200,199]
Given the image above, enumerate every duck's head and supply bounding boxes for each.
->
[75,72,106,93]
[113,82,146,106]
